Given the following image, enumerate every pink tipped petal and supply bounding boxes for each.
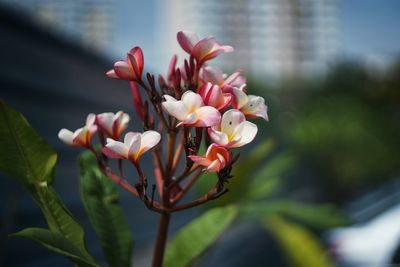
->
[127,47,144,78]
[224,71,246,88]
[106,69,119,79]
[181,90,204,111]
[216,153,226,168]
[193,106,221,127]
[58,129,74,145]
[105,139,129,158]
[114,61,135,80]
[208,128,229,146]
[127,134,141,160]
[139,131,161,155]
[231,121,258,148]
[221,109,246,136]
[177,31,199,54]
[201,66,224,85]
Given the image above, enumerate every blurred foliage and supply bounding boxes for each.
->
[249,60,400,202]
[265,216,333,267]
[164,205,237,267]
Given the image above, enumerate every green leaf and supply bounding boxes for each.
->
[35,185,96,261]
[241,200,347,230]
[0,100,57,185]
[264,216,334,267]
[164,205,238,267]
[0,101,96,265]
[79,151,133,267]
[12,228,98,267]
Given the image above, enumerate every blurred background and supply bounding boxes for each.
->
[0,0,399,266]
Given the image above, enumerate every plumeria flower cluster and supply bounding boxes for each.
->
[58,30,268,214]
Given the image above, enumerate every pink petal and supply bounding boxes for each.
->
[177,31,199,54]
[127,47,144,79]
[188,155,212,167]
[207,128,229,146]
[168,54,178,81]
[200,66,224,85]
[114,61,135,80]
[193,106,221,127]
[106,69,119,79]
[206,159,221,172]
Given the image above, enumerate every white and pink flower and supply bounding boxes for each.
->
[96,111,130,139]
[162,90,221,127]
[208,109,257,148]
[189,143,231,173]
[177,31,233,66]
[58,114,97,147]
[102,131,161,163]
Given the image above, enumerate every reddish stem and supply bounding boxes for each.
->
[151,212,171,267]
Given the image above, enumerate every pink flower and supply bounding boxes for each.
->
[102,131,161,163]
[188,144,231,173]
[106,47,144,81]
[96,111,130,139]
[197,82,232,110]
[177,31,233,66]
[199,66,247,109]
[208,109,257,148]
[58,114,97,147]
[162,90,221,127]
[200,66,246,89]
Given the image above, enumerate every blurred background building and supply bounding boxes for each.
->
[0,0,114,52]
[158,0,339,81]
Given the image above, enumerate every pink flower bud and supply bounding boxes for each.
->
[106,47,144,81]
[188,144,231,173]
[197,82,232,110]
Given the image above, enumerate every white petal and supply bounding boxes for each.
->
[86,113,96,127]
[127,134,141,159]
[58,129,74,145]
[163,95,177,102]
[232,87,248,109]
[221,109,246,136]
[208,128,229,146]
[183,112,198,125]
[162,98,188,121]
[231,121,258,148]
[105,138,128,158]
[181,90,204,112]
[241,95,269,121]
[139,130,161,155]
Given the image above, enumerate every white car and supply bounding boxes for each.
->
[326,187,400,267]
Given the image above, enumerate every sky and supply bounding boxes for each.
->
[112,0,400,70]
